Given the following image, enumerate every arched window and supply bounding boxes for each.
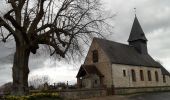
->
[131,69,136,82]
[148,70,152,81]
[140,70,144,81]
[123,70,126,77]
[92,50,98,63]
[155,71,159,82]
[163,75,166,83]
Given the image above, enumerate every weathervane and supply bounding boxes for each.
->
[134,8,136,16]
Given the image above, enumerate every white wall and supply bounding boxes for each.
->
[112,64,170,88]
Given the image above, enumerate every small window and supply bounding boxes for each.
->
[163,75,166,83]
[92,50,98,63]
[94,80,97,84]
[155,71,159,82]
[148,70,152,81]
[140,70,144,81]
[131,69,136,82]
[123,70,126,77]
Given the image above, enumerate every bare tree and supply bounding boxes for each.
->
[0,0,113,95]
[28,75,50,89]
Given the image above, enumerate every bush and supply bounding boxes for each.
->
[3,93,62,100]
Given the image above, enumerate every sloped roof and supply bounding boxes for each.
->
[76,65,104,78]
[94,37,170,76]
[128,16,147,42]
[160,65,170,76]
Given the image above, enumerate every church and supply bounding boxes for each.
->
[76,16,170,94]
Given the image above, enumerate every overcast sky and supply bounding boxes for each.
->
[0,0,170,86]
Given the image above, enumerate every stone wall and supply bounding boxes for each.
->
[59,88,107,99]
[84,39,110,65]
[114,86,170,94]
[112,64,170,88]
[83,39,113,88]
[81,74,100,88]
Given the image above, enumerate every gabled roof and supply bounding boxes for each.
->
[94,37,170,76]
[128,16,147,42]
[76,65,104,78]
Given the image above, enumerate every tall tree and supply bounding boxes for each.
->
[0,0,112,95]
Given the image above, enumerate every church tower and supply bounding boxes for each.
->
[128,15,148,54]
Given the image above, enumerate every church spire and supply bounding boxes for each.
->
[128,15,148,54]
[128,15,147,42]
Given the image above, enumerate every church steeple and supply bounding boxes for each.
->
[128,15,147,42]
[128,15,148,54]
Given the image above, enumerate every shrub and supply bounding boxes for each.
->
[3,92,62,100]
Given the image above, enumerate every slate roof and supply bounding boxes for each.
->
[160,65,170,76]
[94,37,170,76]
[128,16,147,42]
[76,65,104,78]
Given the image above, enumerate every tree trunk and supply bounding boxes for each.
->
[12,45,30,95]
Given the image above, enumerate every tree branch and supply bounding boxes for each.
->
[1,33,12,42]
[37,35,65,57]
[4,9,30,44]
[28,0,45,34]
[0,17,18,41]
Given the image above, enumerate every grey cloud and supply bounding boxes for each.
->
[0,64,12,86]
[29,55,47,71]
[0,44,14,58]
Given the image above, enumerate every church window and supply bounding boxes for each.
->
[123,70,126,77]
[94,80,97,84]
[140,70,144,81]
[131,69,136,82]
[148,70,152,81]
[92,50,98,63]
[163,75,166,83]
[155,71,159,82]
